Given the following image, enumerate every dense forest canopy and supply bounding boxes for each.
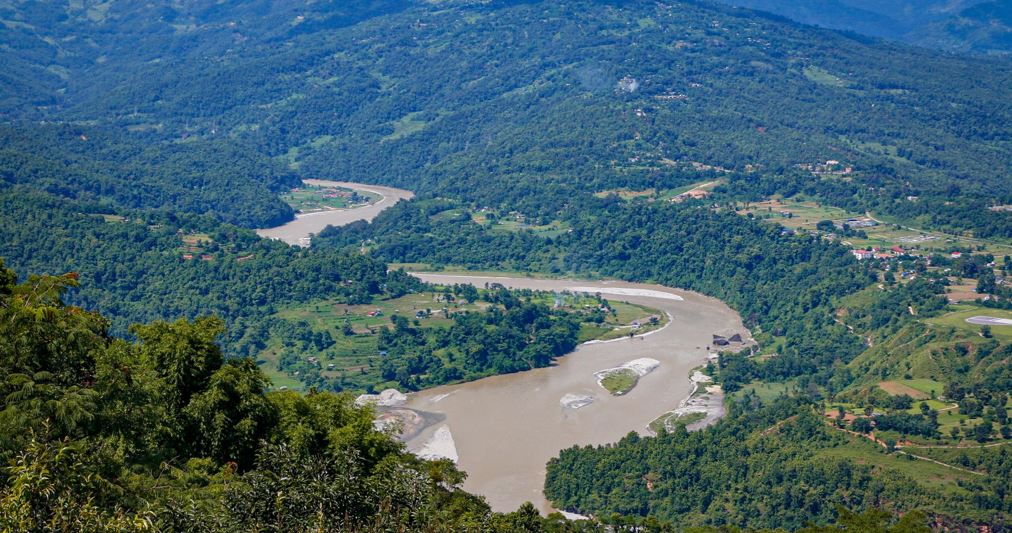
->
[0,123,299,228]
[2,0,1011,236]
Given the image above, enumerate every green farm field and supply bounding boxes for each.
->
[260,288,666,392]
[739,198,1012,256]
[281,185,379,213]
[925,304,1012,341]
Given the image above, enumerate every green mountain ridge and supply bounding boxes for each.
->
[4,0,1011,230]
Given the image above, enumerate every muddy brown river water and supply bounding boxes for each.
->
[403,274,747,514]
[255,179,414,246]
[256,186,747,514]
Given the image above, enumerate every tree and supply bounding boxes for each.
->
[851,418,873,434]
[977,269,997,294]
[0,433,153,532]
[0,267,106,453]
[816,220,836,232]
[132,317,225,413]
[184,358,277,469]
[974,422,993,443]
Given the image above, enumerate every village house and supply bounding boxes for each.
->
[852,249,874,260]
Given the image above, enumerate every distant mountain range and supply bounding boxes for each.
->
[2,0,1010,219]
[715,0,1012,54]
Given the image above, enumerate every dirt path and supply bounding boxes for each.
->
[824,421,985,476]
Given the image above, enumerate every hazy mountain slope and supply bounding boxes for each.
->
[716,0,903,37]
[714,0,1012,53]
[0,0,414,117]
[910,0,1012,54]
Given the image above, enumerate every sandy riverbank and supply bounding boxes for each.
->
[399,273,749,513]
[648,369,726,434]
[256,180,414,246]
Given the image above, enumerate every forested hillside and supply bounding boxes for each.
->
[2,0,1012,235]
[911,1,1012,54]
[0,188,419,345]
[0,261,600,532]
[0,123,298,228]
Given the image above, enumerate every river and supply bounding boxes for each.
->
[254,188,748,515]
[255,179,414,246]
[401,273,748,514]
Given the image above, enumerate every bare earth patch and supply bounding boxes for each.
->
[878,381,929,399]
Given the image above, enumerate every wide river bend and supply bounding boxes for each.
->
[256,179,414,246]
[254,183,748,514]
[403,274,747,514]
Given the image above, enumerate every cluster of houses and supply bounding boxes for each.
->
[654,92,688,101]
[304,357,340,372]
[798,160,853,175]
[850,246,909,261]
[670,188,711,203]
[321,189,352,199]
[837,217,878,229]
[851,246,968,262]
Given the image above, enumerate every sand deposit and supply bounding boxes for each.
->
[355,388,408,407]
[416,425,459,463]
[560,394,596,409]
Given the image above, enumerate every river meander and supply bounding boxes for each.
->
[255,179,414,246]
[402,274,748,513]
[255,185,748,514]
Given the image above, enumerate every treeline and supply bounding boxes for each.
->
[544,396,1008,529]
[0,261,605,532]
[0,123,298,228]
[721,168,1012,239]
[0,189,421,348]
[378,301,582,390]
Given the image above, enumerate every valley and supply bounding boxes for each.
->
[2,0,1011,530]
[396,273,748,513]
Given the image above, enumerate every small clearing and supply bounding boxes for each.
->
[878,381,929,400]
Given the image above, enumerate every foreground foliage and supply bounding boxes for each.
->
[0,260,598,531]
